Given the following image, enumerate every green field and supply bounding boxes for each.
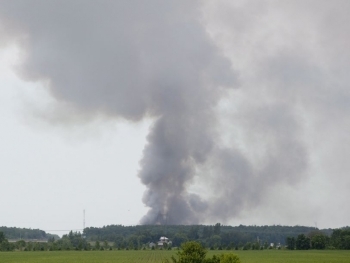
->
[0,250,350,263]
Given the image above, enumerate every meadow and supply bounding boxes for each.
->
[0,250,350,263]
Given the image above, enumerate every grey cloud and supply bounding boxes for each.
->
[199,0,350,224]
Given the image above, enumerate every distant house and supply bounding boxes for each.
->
[157,236,172,247]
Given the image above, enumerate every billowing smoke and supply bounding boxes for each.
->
[0,0,236,224]
[0,0,324,224]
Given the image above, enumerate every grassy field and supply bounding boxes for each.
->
[0,250,350,263]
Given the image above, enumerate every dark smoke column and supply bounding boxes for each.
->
[136,20,235,224]
[139,99,215,224]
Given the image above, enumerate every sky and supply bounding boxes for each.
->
[1,0,350,236]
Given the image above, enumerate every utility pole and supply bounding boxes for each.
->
[83,209,86,238]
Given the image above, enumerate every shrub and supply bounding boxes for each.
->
[220,253,241,263]
[203,254,220,263]
[163,241,241,263]
[170,241,207,263]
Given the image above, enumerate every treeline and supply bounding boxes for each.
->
[83,224,327,249]
[286,228,350,250]
[0,231,92,251]
[0,227,59,241]
[1,226,350,252]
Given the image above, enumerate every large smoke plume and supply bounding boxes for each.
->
[1,0,332,224]
[0,0,235,224]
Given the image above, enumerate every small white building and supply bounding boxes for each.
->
[157,236,172,247]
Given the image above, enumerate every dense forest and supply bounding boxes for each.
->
[0,231,90,251]
[83,224,333,248]
[285,228,350,250]
[0,227,59,241]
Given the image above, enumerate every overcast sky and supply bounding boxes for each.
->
[1,0,350,236]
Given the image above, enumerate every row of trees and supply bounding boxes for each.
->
[0,230,294,252]
[0,231,93,251]
[2,225,349,252]
[84,224,322,248]
[0,227,59,241]
[331,229,350,249]
[286,229,350,250]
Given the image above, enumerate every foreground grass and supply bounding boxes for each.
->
[210,250,350,263]
[0,250,172,263]
[1,250,350,263]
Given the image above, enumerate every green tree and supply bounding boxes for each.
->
[227,242,235,250]
[296,234,310,250]
[103,240,109,249]
[331,229,342,248]
[113,235,125,248]
[331,229,350,249]
[170,241,207,263]
[60,231,88,250]
[209,235,221,249]
[26,242,33,251]
[0,232,13,251]
[0,232,6,243]
[95,240,100,250]
[15,240,26,251]
[311,234,326,249]
[202,226,212,239]
[243,242,251,250]
[286,237,296,250]
[213,223,221,236]
[127,234,138,249]
[188,226,199,240]
[172,233,189,247]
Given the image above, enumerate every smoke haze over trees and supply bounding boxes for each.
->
[1,0,350,227]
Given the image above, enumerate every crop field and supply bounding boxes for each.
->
[0,250,350,263]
